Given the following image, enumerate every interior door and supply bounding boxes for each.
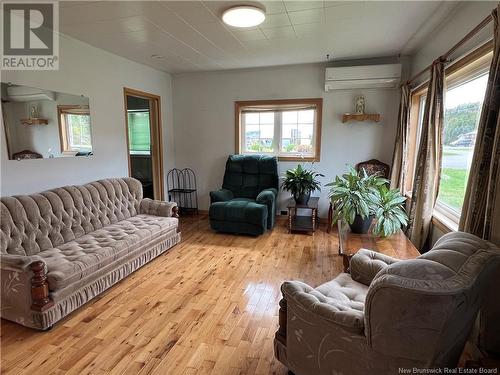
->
[124,88,164,200]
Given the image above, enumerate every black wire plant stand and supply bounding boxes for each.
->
[167,168,198,215]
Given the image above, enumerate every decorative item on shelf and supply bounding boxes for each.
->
[20,118,48,125]
[355,95,365,114]
[281,163,324,205]
[327,165,408,236]
[167,168,198,215]
[342,95,380,123]
[30,104,39,119]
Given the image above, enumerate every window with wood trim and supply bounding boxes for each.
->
[57,105,92,153]
[235,99,322,161]
[406,45,493,227]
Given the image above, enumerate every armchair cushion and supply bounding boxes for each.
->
[282,273,368,331]
[140,198,177,217]
[350,249,400,286]
[209,189,234,203]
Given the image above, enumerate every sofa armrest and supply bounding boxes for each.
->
[281,280,365,331]
[140,198,178,217]
[0,255,53,315]
[0,254,40,272]
[210,189,234,203]
[350,249,400,286]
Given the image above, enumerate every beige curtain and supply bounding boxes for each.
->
[406,61,445,251]
[459,7,500,355]
[459,6,500,241]
[390,84,410,193]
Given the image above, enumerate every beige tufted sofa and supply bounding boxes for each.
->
[0,178,180,330]
[274,232,500,374]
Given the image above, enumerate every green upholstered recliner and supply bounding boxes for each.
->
[209,155,278,236]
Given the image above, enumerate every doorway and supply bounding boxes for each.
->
[123,88,164,200]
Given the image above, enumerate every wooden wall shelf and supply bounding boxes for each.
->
[20,118,48,126]
[342,113,381,123]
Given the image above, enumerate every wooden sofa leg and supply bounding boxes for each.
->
[30,261,54,312]
[275,298,287,345]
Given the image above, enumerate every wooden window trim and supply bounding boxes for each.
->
[57,105,91,154]
[235,98,323,162]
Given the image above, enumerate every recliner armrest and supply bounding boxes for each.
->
[210,189,234,203]
[281,280,365,332]
[140,198,178,217]
[256,188,277,204]
[350,249,400,286]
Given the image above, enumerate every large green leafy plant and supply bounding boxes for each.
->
[327,166,408,237]
[281,164,324,199]
[372,185,408,237]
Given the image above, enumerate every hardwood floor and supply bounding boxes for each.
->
[0,215,341,375]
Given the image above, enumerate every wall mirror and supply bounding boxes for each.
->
[1,82,93,160]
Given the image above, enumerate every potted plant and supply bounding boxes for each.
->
[327,165,408,236]
[371,185,408,237]
[282,164,324,205]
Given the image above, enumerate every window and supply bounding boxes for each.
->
[437,73,488,213]
[406,46,492,227]
[127,110,151,155]
[57,105,92,153]
[235,99,322,161]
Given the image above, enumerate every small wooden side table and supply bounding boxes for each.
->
[287,197,319,234]
[337,220,419,272]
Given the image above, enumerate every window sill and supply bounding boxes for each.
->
[432,210,458,233]
[278,156,320,162]
[240,153,319,162]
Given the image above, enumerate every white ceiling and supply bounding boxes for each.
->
[59,1,459,74]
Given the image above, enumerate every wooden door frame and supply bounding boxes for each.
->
[123,87,164,200]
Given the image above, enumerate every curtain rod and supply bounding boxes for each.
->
[406,13,493,86]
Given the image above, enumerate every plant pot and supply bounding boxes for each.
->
[349,215,374,234]
[294,192,311,205]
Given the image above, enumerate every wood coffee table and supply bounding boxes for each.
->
[337,220,420,272]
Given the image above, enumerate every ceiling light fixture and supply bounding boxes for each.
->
[222,5,265,28]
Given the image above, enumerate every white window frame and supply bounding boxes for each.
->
[235,99,323,162]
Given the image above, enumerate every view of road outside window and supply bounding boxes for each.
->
[243,109,314,155]
[66,114,92,151]
[438,73,488,212]
[128,111,151,155]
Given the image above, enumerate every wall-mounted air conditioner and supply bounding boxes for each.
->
[7,86,55,102]
[325,63,401,91]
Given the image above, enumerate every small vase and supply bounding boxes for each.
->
[349,215,374,234]
[294,192,311,205]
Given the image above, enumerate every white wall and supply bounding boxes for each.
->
[410,1,496,75]
[172,63,399,217]
[0,34,175,196]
